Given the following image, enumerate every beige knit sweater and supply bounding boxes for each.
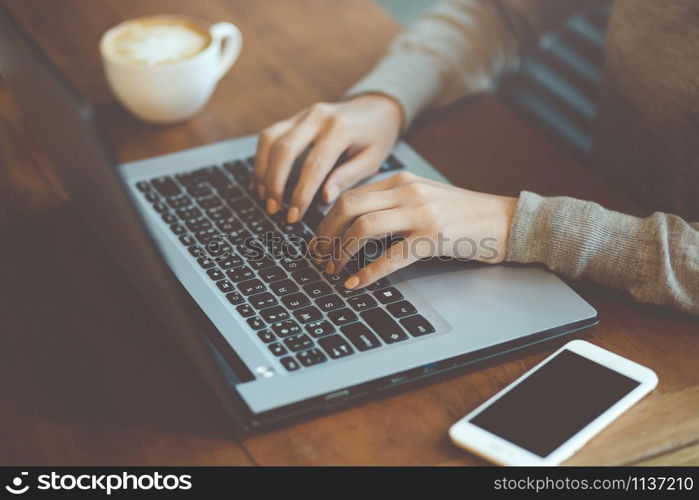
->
[348,0,699,316]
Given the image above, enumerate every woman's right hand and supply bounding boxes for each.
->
[253,93,403,223]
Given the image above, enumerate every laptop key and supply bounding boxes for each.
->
[152,176,181,197]
[271,320,302,337]
[305,320,336,338]
[386,300,417,318]
[303,281,332,298]
[326,271,349,285]
[280,356,301,371]
[238,279,266,296]
[249,255,275,271]
[176,207,202,221]
[282,292,310,310]
[257,329,275,343]
[197,256,215,269]
[259,306,290,323]
[348,294,377,312]
[268,342,287,357]
[293,306,323,324]
[297,348,327,367]
[227,266,254,282]
[316,294,344,312]
[327,308,357,326]
[195,228,218,245]
[224,160,251,184]
[259,265,286,283]
[239,207,265,223]
[188,245,206,258]
[186,217,212,232]
[219,185,243,201]
[216,217,243,234]
[199,195,224,210]
[167,195,192,209]
[292,268,320,285]
[318,335,355,359]
[248,219,274,235]
[217,280,234,293]
[341,323,382,351]
[170,223,186,236]
[247,316,265,330]
[269,279,298,296]
[218,254,244,270]
[284,334,314,352]
[162,212,177,224]
[367,277,391,291]
[179,234,196,246]
[207,206,233,220]
[236,304,254,317]
[187,184,212,198]
[400,315,435,337]
[336,285,362,297]
[249,292,277,309]
[373,287,403,304]
[279,255,308,273]
[226,292,244,305]
[227,229,252,244]
[361,308,408,343]
[206,268,225,281]
[153,201,168,213]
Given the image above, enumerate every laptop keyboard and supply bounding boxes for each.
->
[135,155,435,372]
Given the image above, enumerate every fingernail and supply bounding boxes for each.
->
[287,206,299,223]
[266,198,279,215]
[344,276,360,289]
[326,185,339,203]
[257,185,266,200]
[325,261,335,274]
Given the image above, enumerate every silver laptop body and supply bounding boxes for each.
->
[120,136,597,417]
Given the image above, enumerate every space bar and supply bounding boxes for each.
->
[360,308,408,344]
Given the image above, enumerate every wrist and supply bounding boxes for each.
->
[491,195,518,264]
[354,93,404,140]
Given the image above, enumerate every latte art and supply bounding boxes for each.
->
[106,20,210,66]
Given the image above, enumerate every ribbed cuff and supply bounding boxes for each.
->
[506,191,648,289]
[345,52,445,132]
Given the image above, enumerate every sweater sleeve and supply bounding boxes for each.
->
[347,0,586,129]
[506,191,699,316]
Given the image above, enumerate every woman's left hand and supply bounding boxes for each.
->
[312,172,518,290]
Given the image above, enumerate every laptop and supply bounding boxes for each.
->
[0,7,597,431]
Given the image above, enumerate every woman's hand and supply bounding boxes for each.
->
[253,94,403,223]
[312,172,518,290]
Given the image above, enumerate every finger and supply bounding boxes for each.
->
[263,116,322,214]
[332,208,413,273]
[287,125,351,223]
[313,189,401,256]
[343,237,422,290]
[320,148,383,204]
[254,120,294,200]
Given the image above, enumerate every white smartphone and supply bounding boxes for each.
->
[449,340,658,465]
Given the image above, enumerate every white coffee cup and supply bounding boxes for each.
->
[100,15,242,124]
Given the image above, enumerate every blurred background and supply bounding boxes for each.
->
[378,0,437,24]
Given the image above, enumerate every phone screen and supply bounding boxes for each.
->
[469,349,641,457]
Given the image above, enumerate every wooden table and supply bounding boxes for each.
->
[0,0,697,466]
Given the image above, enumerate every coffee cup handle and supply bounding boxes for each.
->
[210,22,243,81]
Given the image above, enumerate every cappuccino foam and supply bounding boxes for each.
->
[107,20,210,66]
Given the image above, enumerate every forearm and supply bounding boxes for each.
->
[507,192,699,316]
[348,0,585,129]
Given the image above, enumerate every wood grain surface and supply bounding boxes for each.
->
[0,0,696,466]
